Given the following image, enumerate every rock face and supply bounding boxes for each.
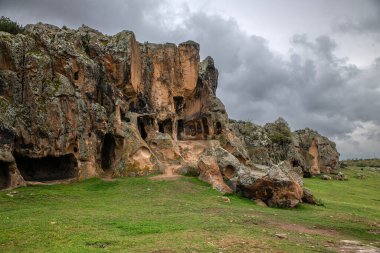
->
[0,23,223,185]
[230,118,292,166]
[290,128,340,176]
[0,23,324,208]
[230,119,340,177]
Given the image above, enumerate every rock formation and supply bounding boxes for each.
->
[290,128,340,176]
[230,119,340,177]
[0,23,335,207]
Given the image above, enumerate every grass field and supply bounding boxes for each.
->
[0,167,379,253]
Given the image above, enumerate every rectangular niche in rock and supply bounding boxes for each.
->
[158,118,173,135]
[173,96,184,113]
[15,154,78,182]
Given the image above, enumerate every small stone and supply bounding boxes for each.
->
[321,174,331,180]
[275,233,287,239]
[222,196,230,203]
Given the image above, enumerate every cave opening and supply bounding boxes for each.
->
[291,159,300,167]
[173,96,184,113]
[138,117,148,140]
[74,71,79,80]
[158,119,173,135]
[0,161,11,190]
[101,133,116,172]
[129,101,135,112]
[15,154,77,181]
[215,122,222,135]
[120,108,130,122]
[158,122,164,133]
[196,121,202,135]
[177,120,184,140]
[223,165,236,179]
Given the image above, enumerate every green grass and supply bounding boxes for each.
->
[0,167,379,252]
[341,158,380,168]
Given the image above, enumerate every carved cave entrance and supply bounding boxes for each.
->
[137,116,153,140]
[177,118,210,140]
[158,118,173,135]
[101,133,116,172]
[173,96,184,113]
[15,154,78,181]
[0,161,11,190]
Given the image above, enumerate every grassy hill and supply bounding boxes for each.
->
[341,158,380,168]
[0,167,379,252]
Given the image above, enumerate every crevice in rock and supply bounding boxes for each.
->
[74,71,79,80]
[15,154,77,181]
[215,121,222,135]
[177,120,184,140]
[202,117,209,138]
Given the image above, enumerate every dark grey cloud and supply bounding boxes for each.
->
[1,0,379,158]
[333,0,380,38]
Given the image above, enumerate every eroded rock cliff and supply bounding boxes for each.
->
[0,23,331,207]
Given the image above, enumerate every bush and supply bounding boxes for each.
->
[0,16,24,34]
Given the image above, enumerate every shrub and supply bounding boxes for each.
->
[0,16,24,34]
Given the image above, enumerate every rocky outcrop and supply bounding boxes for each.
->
[229,117,292,166]
[0,23,226,185]
[0,23,323,208]
[230,119,340,177]
[290,128,340,176]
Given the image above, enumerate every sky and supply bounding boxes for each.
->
[1,0,379,159]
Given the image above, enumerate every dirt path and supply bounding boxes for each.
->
[101,170,117,182]
[150,164,183,181]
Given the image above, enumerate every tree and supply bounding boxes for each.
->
[0,16,24,34]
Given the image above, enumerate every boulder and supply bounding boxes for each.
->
[333,172,348,181]
[239,161,304,208]
[302,187,317,204]
[199,149,304,208]
[321,174,332,180]
[198,155,233,194]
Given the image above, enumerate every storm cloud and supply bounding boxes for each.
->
[1,0,379,159]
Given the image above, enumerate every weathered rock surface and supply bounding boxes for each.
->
[0,23,224,186]
[290,128,340,176]
[230,119,340,177]
[238,161,304,208]
[229,118,292,166]
[0,23,324,208]
[198,155,233,194]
